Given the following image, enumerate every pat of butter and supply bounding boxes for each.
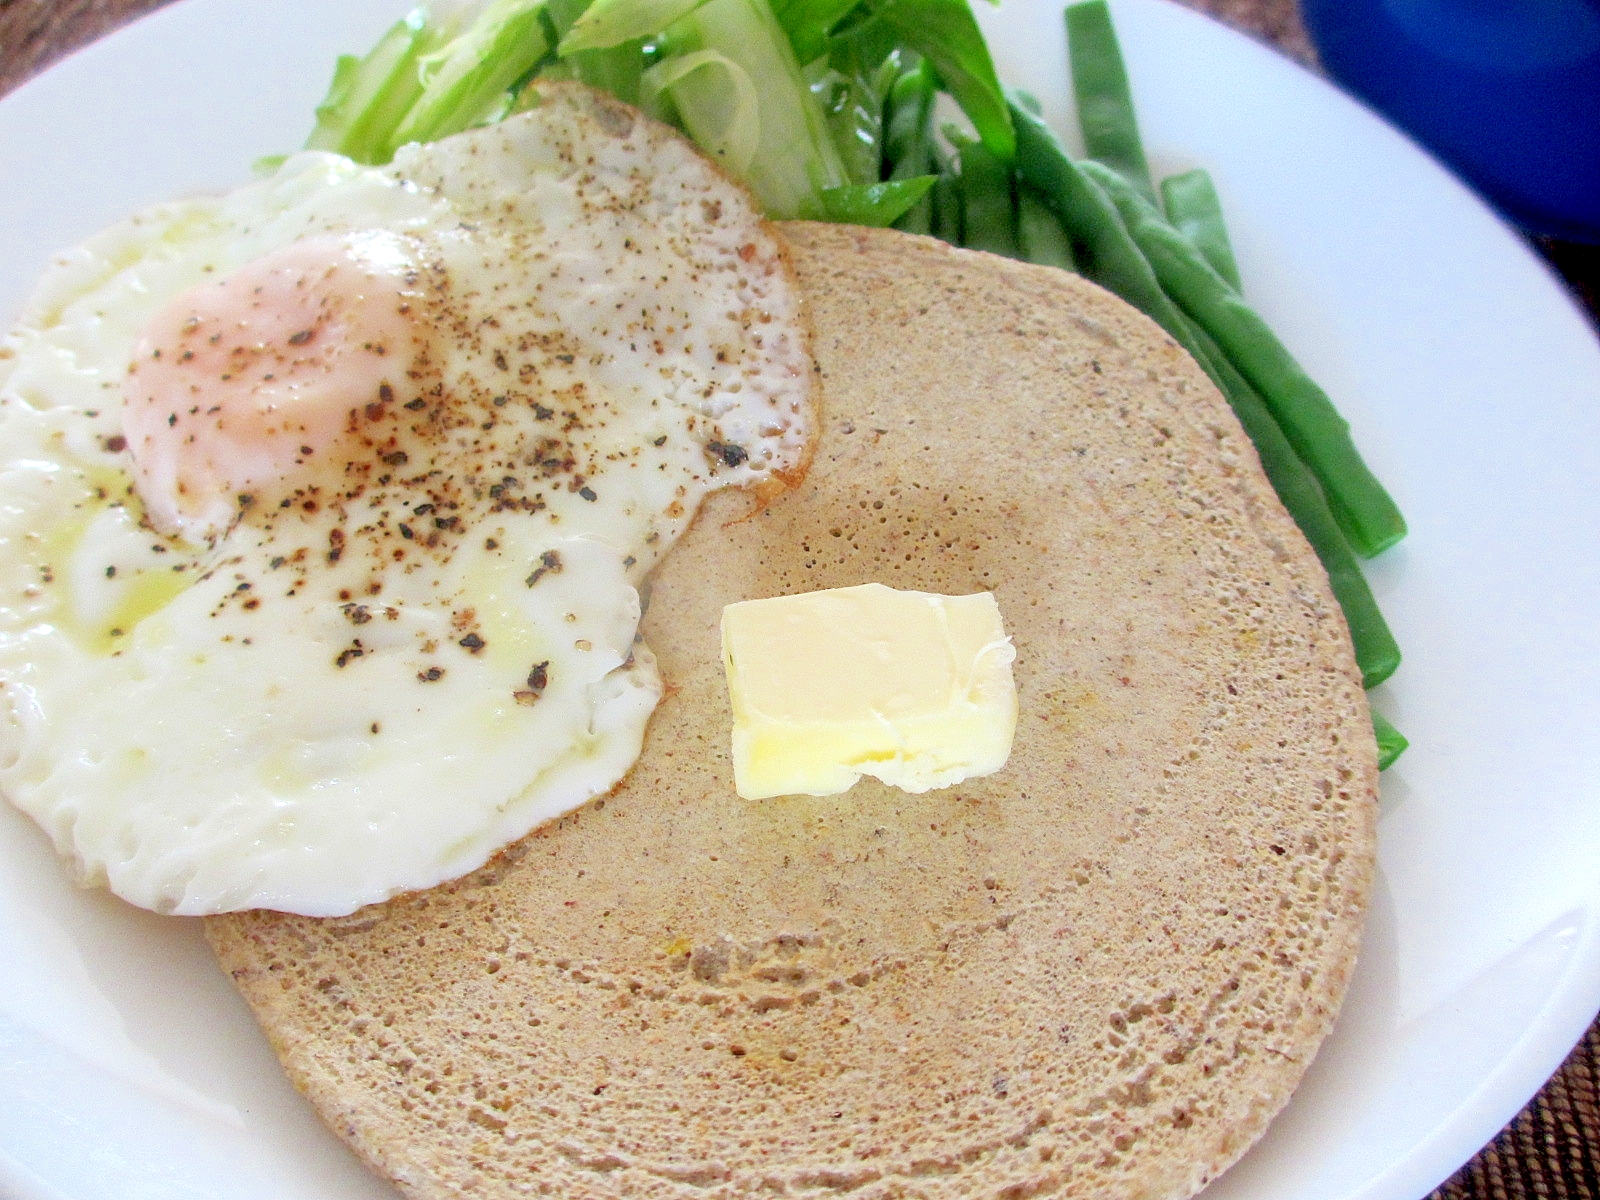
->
[721,583,1017,800]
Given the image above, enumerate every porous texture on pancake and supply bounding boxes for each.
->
[206,222,1378,1200]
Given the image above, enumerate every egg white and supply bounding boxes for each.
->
[0,84,811,916]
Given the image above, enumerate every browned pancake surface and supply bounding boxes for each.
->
[207,222,1377,1199]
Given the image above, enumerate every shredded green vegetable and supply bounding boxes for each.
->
[303,0,1009,226]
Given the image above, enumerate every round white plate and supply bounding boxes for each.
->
[2,1,1598,1197]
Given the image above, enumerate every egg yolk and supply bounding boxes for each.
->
[121,230,423,543]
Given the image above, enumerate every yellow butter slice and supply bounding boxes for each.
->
[720,583,1017,800]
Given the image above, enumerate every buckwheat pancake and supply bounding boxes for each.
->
[206,222,1378,1199]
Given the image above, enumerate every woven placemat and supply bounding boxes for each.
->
[0,0,1596,1197]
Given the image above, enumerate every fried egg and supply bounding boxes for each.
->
[0,84,811,917]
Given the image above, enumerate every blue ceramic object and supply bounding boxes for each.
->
[1301,0,1600,242]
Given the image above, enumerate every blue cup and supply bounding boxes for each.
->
[1300,0,1600,243]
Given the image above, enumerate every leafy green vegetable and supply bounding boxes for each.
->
[883,56,937,233]
[641,49,762,173]
[302,0,1004,227]
[772,0,864,67]
[834,0,1014,162]
[821,177,937,225]
[546,0,646,103]
[808,46,901,186]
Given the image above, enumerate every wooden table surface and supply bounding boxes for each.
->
[1,1,1596,1198]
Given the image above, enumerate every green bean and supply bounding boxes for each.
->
[1159,169,1399,686]
[952,132,1018,257]
[1015,184,1077,270]
[929,147,963,243]
[1008,100,1400,688]
[1080,158,1406,559]
[1167,310,1402,688]
[1008,90,1078,267]
[1065,0,1154,203]
[1160,168,1240,290]
[1009,99,1193,335]
[1184,321,1401,688]
[1372,708,1408,770]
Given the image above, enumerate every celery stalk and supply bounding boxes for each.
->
[305,8,454,164]
[560,0,708,53]
[642,50,763,171]
[657,0,847,218]
[390,0,553,152]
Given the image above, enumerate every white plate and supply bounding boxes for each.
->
[2,1,1598,1197]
